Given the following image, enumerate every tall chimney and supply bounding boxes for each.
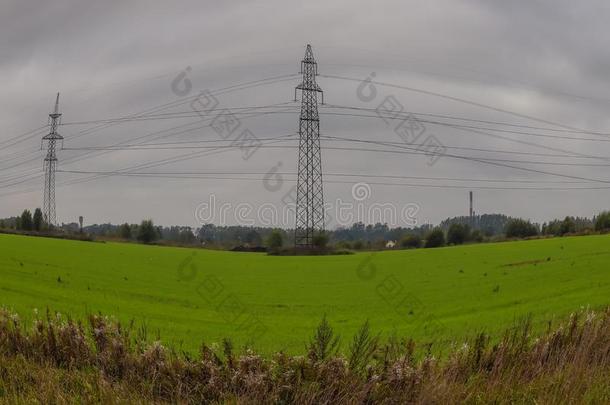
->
[469,191,474,228]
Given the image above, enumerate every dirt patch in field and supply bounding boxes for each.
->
[501,258,550,267]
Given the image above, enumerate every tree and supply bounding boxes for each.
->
[595,211,610,232]
[439,214,511,237]
[542,220,560,236]
[336,240,352,250]
[470,229,484,243]
[400,234,421,249]
[32,208,43,231]
[137,220,158,243]
[447,223,470,245]
[505,219,538,238]
[19,210,33,231]
[178,228,196,244]
[119,223,132,240]
[559,216,576,236]
[312,232,329,249]
[266,229,283,249]
[307,314,340,361]
[424,228,445,248]
[244,229,262,246]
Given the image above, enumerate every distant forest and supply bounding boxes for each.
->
[3,211,607,250]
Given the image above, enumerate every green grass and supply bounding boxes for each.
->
[0,233,609,354]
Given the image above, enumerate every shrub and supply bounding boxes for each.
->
[505,219,539,238]
[400,234,421,249]
[425,228,445,248]
[595,211,610,231]
[353,240,364,250]
[266,229,283,249]
[470,229,484,242]
[312,232,329,249]
[137,220,158,243]
[542,220,560,236]
[119,223,132,239]
[336,241,352,250]
[447,223,470,245]
[559,216,576,235]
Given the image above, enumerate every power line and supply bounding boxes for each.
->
[60,104,301,126]
[62,135,299,150]
[3,65,610,204]
[0,172,43,190]
[56,169,596,184]
[0,108,293,188]
[322,104,610,137]
[0,75,300,186]
[0,126,47,149]
[52,171,610,191]
[60,107,295,164]
[4,104,606,185]
[320,135,610,184]
[60,107,610,143]
[5,134,609,192]
[60,142,610,167]
[321,137,608,160]
[0,156,41,174]
[62,74,299,144]
[0,75,303,187]
[59,101,297,164]
[439,119,610,164]
[320,58,610,106]
[3,133,609,194]
[52,135,295,190]
[319,73,608,138]
[318,110,610,142]
[58,128,610,162]
[6,80,608,184]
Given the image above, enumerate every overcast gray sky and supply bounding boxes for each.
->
[2,0,610,229]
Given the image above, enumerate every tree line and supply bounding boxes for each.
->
[1,210,609,250]
[0,208,45,231]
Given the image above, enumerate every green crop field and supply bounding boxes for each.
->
[0,233,609,354]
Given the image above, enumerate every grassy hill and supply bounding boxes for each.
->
[0,233,608,353]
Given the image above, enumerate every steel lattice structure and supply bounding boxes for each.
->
[42,93,63,227]
[294,45,325,248]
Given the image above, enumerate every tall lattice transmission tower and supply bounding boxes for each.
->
[42,93,63,227]
[294,44,325,248]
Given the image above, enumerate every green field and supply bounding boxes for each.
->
[0,233,609,354]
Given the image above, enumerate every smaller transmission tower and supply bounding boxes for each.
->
[42,93,63,227]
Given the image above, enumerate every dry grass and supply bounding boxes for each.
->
[0,308,608,404]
